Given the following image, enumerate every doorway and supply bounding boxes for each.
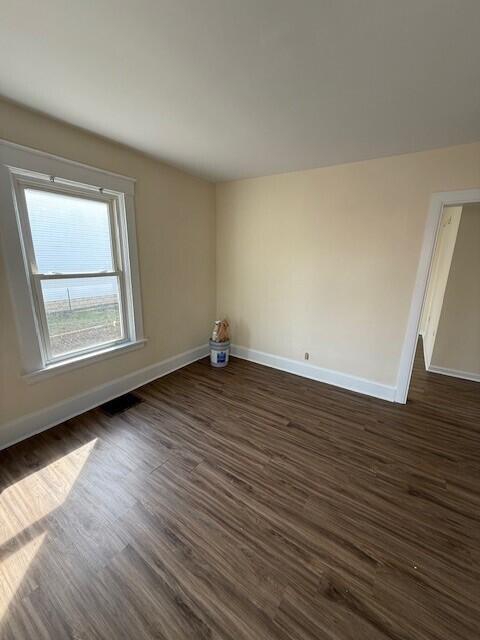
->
[420,202,480,381]
[396,189,480,403]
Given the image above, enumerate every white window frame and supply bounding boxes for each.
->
[0,140,145,381]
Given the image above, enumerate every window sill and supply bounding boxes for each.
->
[22,338,147,383]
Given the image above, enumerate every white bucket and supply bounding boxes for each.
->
[209,340,230,367]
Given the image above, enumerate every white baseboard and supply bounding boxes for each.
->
[0,344,209,451]
[230,345,396,402]
[427,364,480,383]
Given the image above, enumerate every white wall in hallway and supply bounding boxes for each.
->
[420,205,462,368]
[431,205,480,378]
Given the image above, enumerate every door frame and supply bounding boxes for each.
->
[395,188,480,403]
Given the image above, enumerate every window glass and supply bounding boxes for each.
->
[41,276,123,358]
[25,189,114,273]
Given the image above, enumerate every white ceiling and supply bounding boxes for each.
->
[1,1,480,181]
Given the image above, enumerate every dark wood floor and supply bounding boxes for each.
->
[1,342,479,639]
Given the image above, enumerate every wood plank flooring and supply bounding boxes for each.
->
[0,342,479,639]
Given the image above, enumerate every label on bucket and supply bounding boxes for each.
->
[210,342,229,367]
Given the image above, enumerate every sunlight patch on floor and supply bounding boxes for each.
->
[0,438,97,621]
[0,531,46,620]
[0,439,98,543]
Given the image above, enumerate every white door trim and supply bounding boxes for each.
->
[395,188,480,403]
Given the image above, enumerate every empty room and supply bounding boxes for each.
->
[0,2,479,639]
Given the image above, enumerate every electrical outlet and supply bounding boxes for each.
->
[304,352,309,360]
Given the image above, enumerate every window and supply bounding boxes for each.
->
[0,142,144,379]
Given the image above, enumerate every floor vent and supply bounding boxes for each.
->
[100,392,142,416]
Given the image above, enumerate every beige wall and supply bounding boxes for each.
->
[0,99,216,426]
[431,205,480,376]
[216,143,480,386]
[420,205,462,368]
